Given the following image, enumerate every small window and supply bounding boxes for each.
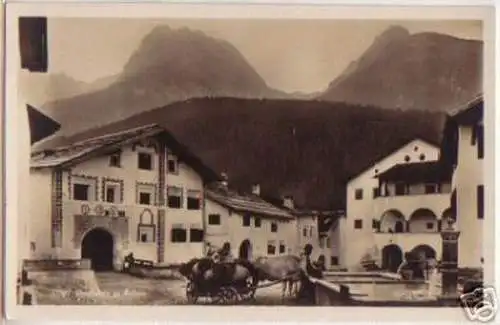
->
[279,242,286,254]
[477,125,484,159]
[419,154,426,161]
[271,222,278,233]
[354,219,363,229]
[208,214,221,225]
[187,190,201,210]
[73,184,89,201]
[167,156,178,174]
[426,222,434,230]
[414,146,419,152]
[139,192,151,205]
[138,152,153,170]
[254,217,262,228]
[267,242,276,255]
[137,225,155,243]
[167,186,183,209]
[331,256,339,265]
[171,227,187,243]
[109,152,121,167]
[395,183,407,196]
[373,187,380,198]
[190,228,204,243]
[106,185,117,203]
[355,189,363,200]
[372,219,380,229]
[477,185,484,219]
[302,227,307,237]
[404,155,410,162]
[425,184,437,194]
[242,214,251,227]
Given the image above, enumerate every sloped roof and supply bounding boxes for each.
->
[206,184,294,220]
[30,123,221,182]
[346,137,440,183]
[27,104,61,145]
[448,93,483,123]
[376,161,452,184]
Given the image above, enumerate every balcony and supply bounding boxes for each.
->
[63,200,158,220]
[374,193,451,221]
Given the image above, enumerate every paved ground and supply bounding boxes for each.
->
[35,272,297,305]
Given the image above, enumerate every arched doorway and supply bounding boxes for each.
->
[81,228,114,271]
[239,239,252,260]
[411,244,437,260]
[381,244,403,273]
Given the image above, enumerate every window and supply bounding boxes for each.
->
[208,214,221,225]
[139,192,151,205]
[109,152,121,167]
[138,152,153,170]
[137,225,155,243]
[190,228,204,243]
[279,241,286,254]
[354,219,362,229]
[395,183,407,196]
[419,154,426,161]
[302,227,308,237]
[187,190,201,210]
[477,185,484,219]
[73,184,89,201]
[271,222,278,233]
[373,187,380,198]
[478,125,484,159]
[426,222,434,230]
[355,189,363,200]
[331,256,339,265]
[137,183,155,206]
[254,217,262,228]
[167,186,183,209]
[404,155,410,162]
[372,219,380,230]
[106,185,117,203]
[167,156,178,174]
[267,241,276,255]
[425,184,437,194]
[171,225,187,243]
[309,227,314,237]
[242,214,251,227]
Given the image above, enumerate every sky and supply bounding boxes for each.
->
[47,18,482,93]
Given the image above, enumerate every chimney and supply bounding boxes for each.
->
[283,195,294,210]
[251,184,261,196]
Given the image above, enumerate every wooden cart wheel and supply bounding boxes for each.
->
[224,287,240,305]
[186,281,198,304]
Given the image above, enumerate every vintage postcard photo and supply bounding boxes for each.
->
[3,2,496,322]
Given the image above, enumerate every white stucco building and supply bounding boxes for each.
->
[371,161,453,271]
[440,95,484,268]
[204,184,296,260]
[343,138,443,270]
[28,124,220,270]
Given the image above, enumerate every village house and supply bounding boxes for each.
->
[343,138,443,270]
[28,124,220,270]
[440,94,484,268]
[371,161,453,272]
[204,183,296,260]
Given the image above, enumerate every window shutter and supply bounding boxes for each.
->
[477,185,484,219]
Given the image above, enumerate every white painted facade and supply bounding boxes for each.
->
[29,137,208,269]
[452,118,484,268]
[343,139,442,270]
[204,198,296,260]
